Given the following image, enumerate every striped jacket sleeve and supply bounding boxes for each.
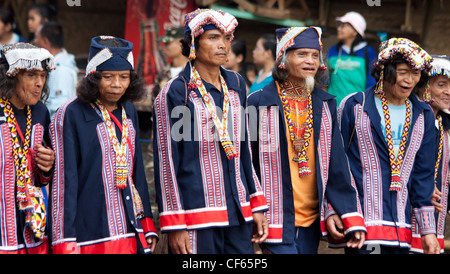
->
[49,101,80,254]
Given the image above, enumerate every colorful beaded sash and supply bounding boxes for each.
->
[0,97,46,239]
[435,115,444,185]
[279,81,313,177]
[94,100,129,189]
[190,66,238,159]
[379,94,411,191]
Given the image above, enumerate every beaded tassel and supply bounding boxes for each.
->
[423,81,434,104]
[374,65,385,94]
[278,51,287,69]
[189,36,196,60]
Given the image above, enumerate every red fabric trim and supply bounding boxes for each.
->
[365,225,412,243]
[267,227,283,241]
[0,241,49,254]
[411,236,444,252]
[80,237,138,254]
[140,217,157,234]
[342,215,365,231]
[250,194,268,211]
[52,241,80,254]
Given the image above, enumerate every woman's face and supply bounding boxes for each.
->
[28,9,44,34]
[385,63,421,101]
[336,22,358,41]
[252,38,271,66]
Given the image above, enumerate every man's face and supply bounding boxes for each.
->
[286,48,320,83]
[430,75,450,110]
[98,70,131,107]
[14,70,47,106]
[386,63,421,101]
[162,38,183,60]
[195,29,232,67]
[33,25,49,50]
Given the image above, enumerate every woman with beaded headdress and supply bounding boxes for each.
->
[153,8,268,254]
[247,27,366,254]
[0,42,56,254]
[410,55,450,253]
[338,38,440,254]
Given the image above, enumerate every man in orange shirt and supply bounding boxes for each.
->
[248,27,366,253]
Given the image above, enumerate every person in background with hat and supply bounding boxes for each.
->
[247,27,366,254]
[153,8,268,254]
[411,55,450,253]
[49,36,158,254]
[326,11,377,106]
[155,26,189,94]
[0,42,55,254]
[338,38,440,254]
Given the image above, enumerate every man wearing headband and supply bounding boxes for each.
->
[411,55,450,253]
[247,27,366,254]
[50,36,158,254]
[153,8,268,254]
[0,42,55,254]
[339,38,440,254]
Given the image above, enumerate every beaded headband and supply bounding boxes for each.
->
[275,27,327,71]
[184,8,238,60]
[374,38,432,95]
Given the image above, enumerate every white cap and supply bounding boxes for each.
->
[336,11,366,37]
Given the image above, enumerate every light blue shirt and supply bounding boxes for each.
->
[249,70,273,94]
[46,49,79,118]
[375,96,413,156]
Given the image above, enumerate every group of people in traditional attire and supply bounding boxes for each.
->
[0,8,449,255]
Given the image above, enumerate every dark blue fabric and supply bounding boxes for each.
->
[48,99,153,247]
[276,27,321,51]
[339,87,436,238]
[88,36,133,72]
[248,80,364,245]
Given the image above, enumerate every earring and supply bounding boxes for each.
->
[374,65,385,94]
[423,81,434,104]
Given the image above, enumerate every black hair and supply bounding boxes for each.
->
[0,54,50,102]
[337,34,365,55]
[39,21,64,48]
[0,8,14,26]
[259,33,277,60]
[371,54,429,90]
[77,70,145,104]
[230,39,246,62]
[29,3,56,21]
[181,35,198,58]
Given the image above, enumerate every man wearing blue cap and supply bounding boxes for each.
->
[153,8,268,254]
[50,36,158,254]
[247,27,366,254]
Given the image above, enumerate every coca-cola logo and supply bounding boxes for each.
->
[165,0,188,30]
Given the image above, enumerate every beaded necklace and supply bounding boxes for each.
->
[93,100,129,189]
[190,66,238,159]
[279,81,313,177]
[0,97,33,210]
[435,115,444,185]
[379,94,411,191]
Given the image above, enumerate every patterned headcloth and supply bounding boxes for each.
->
[275,27,326,71]
[184,8,238,60]
[2,42,55,77]
[429,55,450,78]
[86,35,134,76]
[374,38,433,95]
